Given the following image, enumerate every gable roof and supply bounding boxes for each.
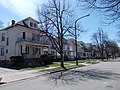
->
[17,17,39,24]
[0,17,40,31]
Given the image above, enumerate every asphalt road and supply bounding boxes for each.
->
[0,59,120,90]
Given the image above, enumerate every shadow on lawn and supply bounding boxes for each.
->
[44,69,120,86]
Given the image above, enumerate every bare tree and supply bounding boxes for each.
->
[92,27,108,60]
[105,40,119,59]
[104,40,110,60]
[37,0,76,69]
[78,0,120,25]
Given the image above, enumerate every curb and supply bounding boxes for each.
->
[0,66,81,86]
[0,62,98,86]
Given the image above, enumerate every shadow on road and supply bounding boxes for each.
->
[0,82,6,85]
[44,69,120,86]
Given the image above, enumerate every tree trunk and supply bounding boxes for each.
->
[105,50,109,60]
[76,59,78,66]
[61,53,66,69]
[60,34,66,70]
[101,51,104,61]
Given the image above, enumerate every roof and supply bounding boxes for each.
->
[18,17,39,24]
[0,17,42,32]
[85,43,92,47]
[67,39,75,45]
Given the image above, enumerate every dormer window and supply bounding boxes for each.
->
[34,23,37,28]
[30,22,33,27]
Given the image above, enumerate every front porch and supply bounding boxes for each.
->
[16,41,51,59]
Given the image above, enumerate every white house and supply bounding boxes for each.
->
[63,39,76,60]
[0,17,56,62]
[64,39,85,60]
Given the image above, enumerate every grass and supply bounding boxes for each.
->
[21,66,49,70]
[40,64,85,73]
[21,58,112,71]
[0,77,2,81]
[21,62,75,70]
[48,63,60,67]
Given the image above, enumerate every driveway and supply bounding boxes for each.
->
[0,59,120,90]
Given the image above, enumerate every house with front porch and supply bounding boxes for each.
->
[64,39,85,60]
[0,17,56,62]
[63,39,76,60]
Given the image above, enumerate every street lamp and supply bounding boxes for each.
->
[75,14,90,66]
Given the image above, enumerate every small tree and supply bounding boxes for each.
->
[105,40,119,59]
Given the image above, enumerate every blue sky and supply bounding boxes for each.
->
[0,0,119,45]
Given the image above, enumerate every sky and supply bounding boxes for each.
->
[0,0,120,45]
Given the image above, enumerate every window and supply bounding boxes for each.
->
[25,46,29,54]
[34,23,37,28]
[83,53,86,56]
[67,46,69,50]
[30,22,33,27]
[32,33,35,41]
[27,47,29,54]
[1,33,5,41]
[6,49,8,53]
[1,48,4,56]
[33,47,35,55]
[51,51,54,55]
[36,34,40,42]
[23,32,26,39]
[25,47,27,54]
[39,48,41,54]
[35,47,38,54]
[44,51,48,55]
[21,46,22,54]
[6,37,9,45]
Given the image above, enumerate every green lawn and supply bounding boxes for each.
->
[21,66,49,70]
[21,58,112,71]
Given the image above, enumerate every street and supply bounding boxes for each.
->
[0,59,120,90]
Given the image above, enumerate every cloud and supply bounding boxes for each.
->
[0,0,48,19]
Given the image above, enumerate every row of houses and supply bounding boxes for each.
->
[0,17,96,63]
[62,39,93,60]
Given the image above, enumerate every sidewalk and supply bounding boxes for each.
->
[0,61,101,83]
[0,67,55,83]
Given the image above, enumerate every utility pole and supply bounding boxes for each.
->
[75,14,90,66]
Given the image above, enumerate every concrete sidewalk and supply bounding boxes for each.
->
[1,70,38,83]
[0,67,56,83]
[0,61,103,83]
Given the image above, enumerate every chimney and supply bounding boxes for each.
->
[11,20,15,25]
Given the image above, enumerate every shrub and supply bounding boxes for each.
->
[64,55,69,61]
[10,56,24,66]
[40,54,55,65]
[54,55,69,62]
[0,77,2,81]
[93,57,106,59]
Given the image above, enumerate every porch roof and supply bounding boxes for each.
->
[16,41,50,47]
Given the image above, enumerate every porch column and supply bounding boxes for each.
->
[86,52,88,59]
[15,43,19,56]
[29,45,33,58]
[48,46,51,54]
[22,44,26,54]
